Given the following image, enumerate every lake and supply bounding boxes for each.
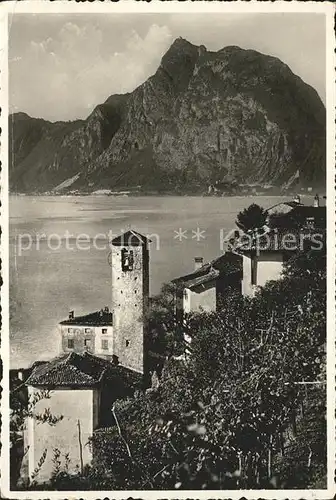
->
[9,194,290,368]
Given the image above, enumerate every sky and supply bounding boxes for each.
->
[9,13,326,122]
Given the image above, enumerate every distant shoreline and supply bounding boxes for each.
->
[8,189,325,198]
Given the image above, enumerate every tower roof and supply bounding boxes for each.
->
[111,230,151,247]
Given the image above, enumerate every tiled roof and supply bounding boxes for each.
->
[292,205,326,218]
[26,353,107,387]
[60,310,112,326]
[172,265,211,286]
[235,227,326,254]
[184,270,219,289]
[104,363,143,390]
[25,352,142,389]
[172,252,242,289]
[210,252,242,274]
[111,230,151,247]
[291,206,326,228]
[267,205,326,230]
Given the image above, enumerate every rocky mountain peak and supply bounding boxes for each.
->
[9,39,325,194]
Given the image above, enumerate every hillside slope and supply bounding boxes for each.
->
[9,38,326,193]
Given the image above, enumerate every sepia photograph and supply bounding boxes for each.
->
[1,2,335,497]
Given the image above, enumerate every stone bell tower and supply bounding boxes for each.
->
[111,230,150,374]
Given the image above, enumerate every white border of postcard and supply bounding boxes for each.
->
[0,1,335,499]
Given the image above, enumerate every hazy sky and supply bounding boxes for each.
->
[9,13,326,122]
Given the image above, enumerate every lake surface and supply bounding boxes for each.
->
[9,194,290,368]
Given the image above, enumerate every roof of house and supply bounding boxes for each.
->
[25,352,107,387]
[266,201,301,215]
[235,227,326,254]
[210,252,242,274]
[291,205,326,221]
[172,252,242,290]
[230,201,326,255]
[172,265,211,287]
[183,270,219,289]
[60,310,112,326]
[25,352,143,389]
[267,204,326,228]
[111,230,151,247]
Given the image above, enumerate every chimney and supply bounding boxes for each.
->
[294,194,301,204]
[314,193,320,207]
[104,306,109,314]
[194,257,203,271]
[69,310,74,319]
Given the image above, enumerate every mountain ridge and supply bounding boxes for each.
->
[9,38,326,194]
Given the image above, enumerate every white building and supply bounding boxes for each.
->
[24,352,142,482]
[59,308,114,360]
[173,252,242,318]
[235,199,326,296]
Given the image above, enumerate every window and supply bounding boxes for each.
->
[67,328,73,334]
[84,339,92,350]
[85,328,92,334]
[101,339,109,350]
[67,339,74,349]
[306,216,315,229]
[126,339,130,347]
[121,249,134,271]
[102,328,108,334]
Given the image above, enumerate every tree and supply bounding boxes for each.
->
[146,282,191,360]
[17,234,326,490]
[10,386,63,488]
[236,203,267,232]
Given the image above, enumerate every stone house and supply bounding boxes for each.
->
[172,252,242,318]
[24,351,141,483]
[234,196,326,296]
[59,308,113,360]
[20,229,150,484]
[58,229,150,374]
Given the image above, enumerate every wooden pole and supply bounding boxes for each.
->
[77,419,84,474]
[267,434,273,480]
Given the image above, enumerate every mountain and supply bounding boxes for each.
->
[9,38,326,194]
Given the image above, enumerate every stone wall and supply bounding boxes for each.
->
[256,252,284,287]
[242,252,284,296]
[183,280,217,314]
[60,325,113,357]
[111,244,149,374]
[61,325,95,354]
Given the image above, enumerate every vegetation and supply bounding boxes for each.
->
[10,388,64,489]
[12,242,324,491]
[10,41,326,194]
[10,231,326,490]
[236,203,268,232]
